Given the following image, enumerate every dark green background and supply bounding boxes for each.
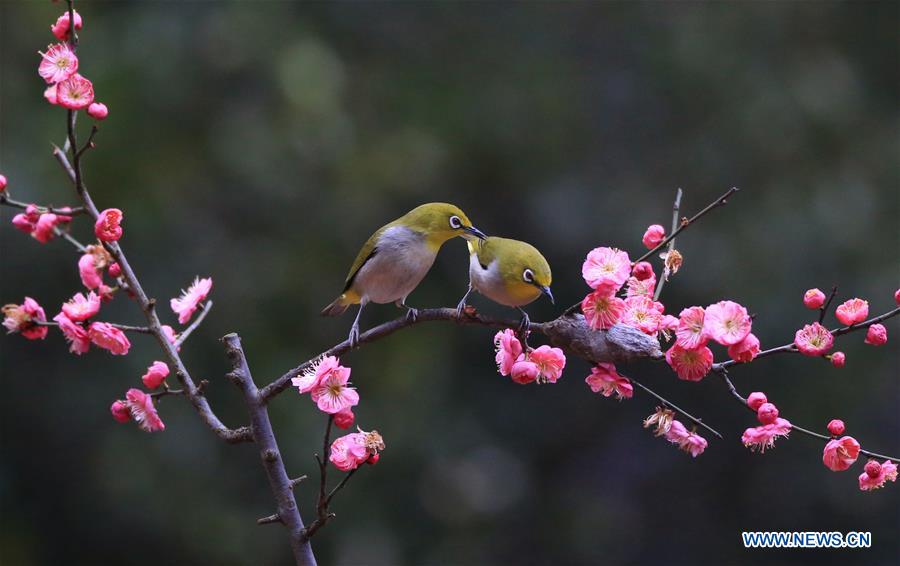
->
[1,1,897,565]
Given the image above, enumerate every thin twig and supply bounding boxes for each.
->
[35,319,153,334]
[0,193,86,216]
[53,226,89,253]
[175,301,213,347]
[818,286,838,324]
[628,375,722,439]
[653,187,683,301]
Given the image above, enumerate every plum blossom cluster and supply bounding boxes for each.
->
[818,419,897,492]
[794,292,889,362]
[11,203,73,244]
[643,407,707,457]
[39,9,107,119]
[741,392,792,453]
[329,428,385,471]
[110,389,165,432]
[493,328,566,385]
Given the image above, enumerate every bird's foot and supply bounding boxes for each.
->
[348,323,360,349]
[516,309,531,347]
[405,307,418,323]
[455,298,468,320]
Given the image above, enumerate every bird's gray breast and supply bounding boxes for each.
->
[354,226,436,304]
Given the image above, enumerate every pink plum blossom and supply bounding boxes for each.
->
[581,247,631,294]
[859,459,897,491]
[94,208,123,242]
[703,300,752,346]
[161,325,179,349]
[803,288,826,309]
[835,298,868,326]
[142,361,170,389]
[621,296,663,335]
[87,321,131,355]
[44,84,58,105]
[110,400,131,423]
[61,291,101,322]
[632,261,654,281]
[38,43,78,84]
[826,419,845,436]
[625,276,656,299]
[742,418,792,453]
[510,360,540,384]
[56,74,94,110]
[51,10,82,41]
[333,407,355,430]
[493,329,523,376]
[864,323,887,346]
[794,322,833,356]
[31,213,67,243]
[830,351,845,368]
[125,388,165,432]
[53,312,90,355]
[330,429,384,472]
[756,402,779,425]
[642,224,666,249]
[643,407,675,437]
[12,213,37,233]
[87,102,108,120]
[581,291,625,330]
[292,356,344,394]
[170,276,212,324]
[529,345,566,383]
[78,253,103,289]
[665,344,713,381]
[727,332,760,363]
[310,362,359,414]
[664,420,707,457]
[108,262,121,278]
[675,306,707,350]
[2,298,48,340]
[822,436,860,472]
[585,363,633,400]
[747,392,767,411]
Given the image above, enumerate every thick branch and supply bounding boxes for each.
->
[223,333,317,566]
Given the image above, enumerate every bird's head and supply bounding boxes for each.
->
[493,238,554,305]
[402,203,486,249]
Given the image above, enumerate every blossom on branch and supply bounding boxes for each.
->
[310,362,359,414]
[87,102,108,120]
[53,312,90,355]
[333,407,355,430]
[95,208,124,242]
[822,436,860,472]
[61,291,101,322]
[835,298,868,326]
[864,324,887,346]
[329,429,384,472]
[642,224,666,249]
[643,407,675,437]
[38,43,78,84]
[859,460,897,491]
[675,306,707,350]
[747,391,767,411]
[2,298,48,340]
[124,388,165,432]
[621,295,663,335]
[664,420,707,457]
[493,329,523,376]
[56,74,94,110]
[826,419,845,436]
[50,10,83,41]
[742,418,792,453]
[830,351,846,368]
[581,291,625,330]
[142,361,170,389]
[794,322,834,356]
[528,345,566,384]
[110,400,130,423]
[727,332,760,363]
[704,300,752,346]
[170,277,212,324]
[665,343,713,381]
[582,247,631,294]
[585,363,633,400]
[87,321,131,355]
[803,288,826,309]
[631,261,654,281]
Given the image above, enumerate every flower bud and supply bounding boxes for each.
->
[632,261,654,281]
[366,453,380,466]
[757,402,779,425]
[864,324,887,346]
[803,288,826,309]
[110,400,131,423]
[864,459,882,479]
[826,419,845,436]
[829,351,845,368]
[642,224,666,249]
[747,391,767,411]
[0,174,7,192]
[333,407,355,430]
[87,102,108,120]
[108,262,121,278]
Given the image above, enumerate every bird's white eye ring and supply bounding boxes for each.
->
[523,269,534,283]
[449,215,462,229]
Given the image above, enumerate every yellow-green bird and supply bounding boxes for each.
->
[322,202,486,346]
[456,236,553,330]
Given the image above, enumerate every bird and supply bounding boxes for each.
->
[456,236,553,331]
[322,202,486,347]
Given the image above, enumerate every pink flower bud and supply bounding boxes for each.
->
[632,261,654,281]
[87,102,108,120]
[51,10,83,41]
[864,459,882,479]
[333,407,355,430]
[822,436,860,472]
[110,400,131,423]
[366,453,380,466]
[757,402,779,425]
[864,323,887,346]
[827,419,845,436]
[12,213,36,233]
[835,298,868,326]
[641,224,666,249]
[895,288,900,305]
[803,288,826,309]
[747,391,767,411]
[108,262,121,278]
[141,361,170,389]
[510,360,540,385]
[94,208,123,242]
[829,351,845,367]
[0,174,7,192]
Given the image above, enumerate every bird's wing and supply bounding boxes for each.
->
[471,237,497,269]
[342,224,388,292]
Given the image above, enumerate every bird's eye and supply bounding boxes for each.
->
[449,215,462,229]
[523,269,534,283]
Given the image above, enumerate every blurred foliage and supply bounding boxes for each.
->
[1,1,898,565]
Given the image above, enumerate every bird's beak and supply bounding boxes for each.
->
[539,285,554,304]
[463,226,487,241]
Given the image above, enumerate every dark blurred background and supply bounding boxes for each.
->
[1,1,898,565]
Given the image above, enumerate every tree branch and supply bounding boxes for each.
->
[0,193,86,216]
[222,333,317,566]
[653,187,682,301]
[174,301,213,348]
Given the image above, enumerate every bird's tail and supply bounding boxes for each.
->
[320,292,358,317]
